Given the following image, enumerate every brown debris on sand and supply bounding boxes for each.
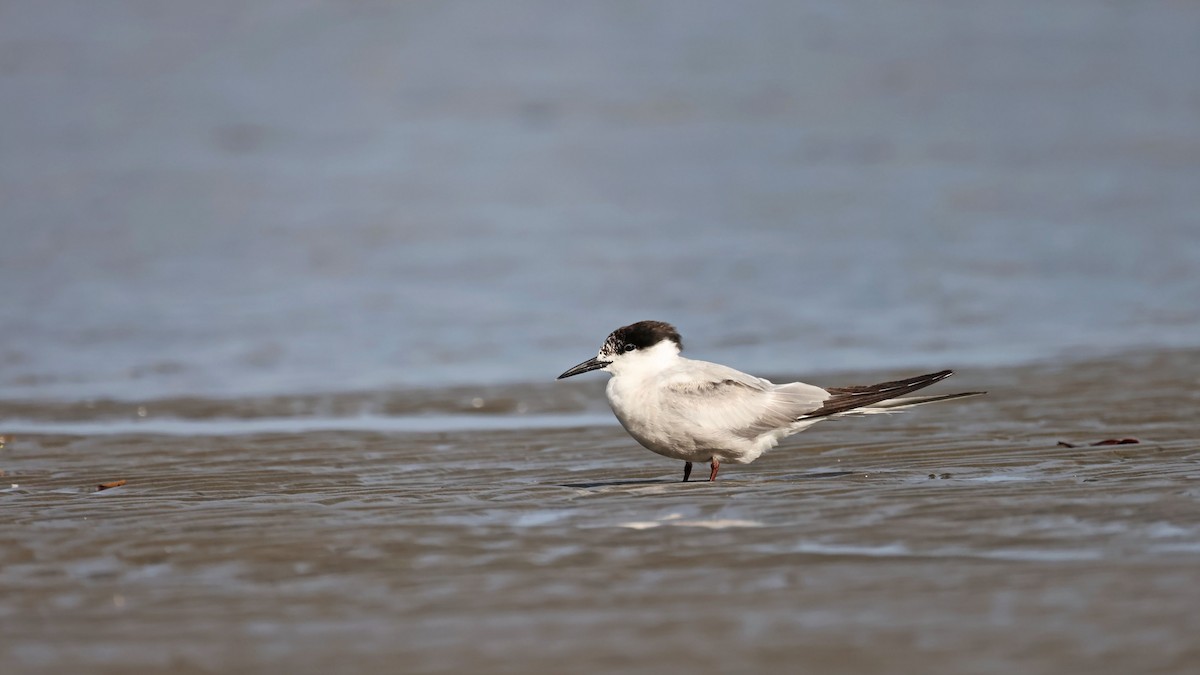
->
[1057,438,1140,448]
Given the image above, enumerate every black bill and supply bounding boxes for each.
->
[557,356,610,379]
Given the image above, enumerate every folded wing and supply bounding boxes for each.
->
[661,363,829,440]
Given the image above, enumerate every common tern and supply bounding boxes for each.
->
[558,320,984,481]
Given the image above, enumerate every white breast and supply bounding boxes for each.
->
[606,373,705,461]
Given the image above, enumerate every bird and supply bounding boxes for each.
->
[557,320,984,482]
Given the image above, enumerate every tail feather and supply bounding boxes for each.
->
[800,370,983,419]
[862,390,986,412]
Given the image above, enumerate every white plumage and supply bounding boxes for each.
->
[558,320,983,481]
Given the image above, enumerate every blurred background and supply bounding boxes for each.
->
[2,0,1198,402]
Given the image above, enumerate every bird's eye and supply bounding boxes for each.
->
[623,344,636,352]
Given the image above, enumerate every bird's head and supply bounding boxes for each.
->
[557,320,683,379]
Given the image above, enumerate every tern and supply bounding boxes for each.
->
[557,320,984,481]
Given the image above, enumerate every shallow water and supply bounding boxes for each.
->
[3,1,1200,401]
[3,350,1199,674]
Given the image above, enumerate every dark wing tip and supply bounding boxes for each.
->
[825,369,953,397]
[808,369,961,418]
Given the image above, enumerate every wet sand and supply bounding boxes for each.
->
[2,349,1198,674]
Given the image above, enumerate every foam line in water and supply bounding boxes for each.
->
[0,413,615,436]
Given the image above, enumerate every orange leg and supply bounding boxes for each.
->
[683,462,693,482]
[708,459,720,482]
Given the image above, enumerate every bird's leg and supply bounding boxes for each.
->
[682,462,693,482]
[708,459,721,482]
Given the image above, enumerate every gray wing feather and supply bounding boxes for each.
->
[661,362,829,439]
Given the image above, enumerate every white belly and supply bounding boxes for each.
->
[605,376,783,464]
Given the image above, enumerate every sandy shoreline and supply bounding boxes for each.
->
[2,348,1198,674]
